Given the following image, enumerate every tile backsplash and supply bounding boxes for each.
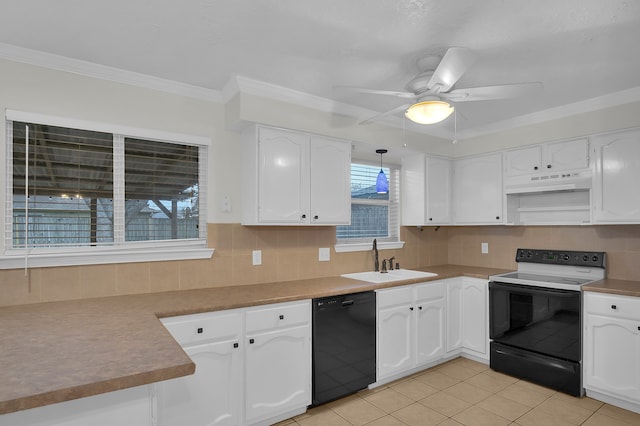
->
[0,224,638,306]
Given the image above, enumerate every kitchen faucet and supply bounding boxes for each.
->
[373,239,379,272]
[388,257,395,271]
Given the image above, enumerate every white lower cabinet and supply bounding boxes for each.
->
[0,385,152,426]
[446,277,489,361]
[584,292,640,412]
[377,281,445,381]
[159,300,311,426]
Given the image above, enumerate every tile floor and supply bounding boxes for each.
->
[277,357,640,426]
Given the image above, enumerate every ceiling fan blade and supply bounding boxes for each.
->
[427,47,477,93]
[334,86,416,99]
[358,103,413,125]
[442,82,543,102]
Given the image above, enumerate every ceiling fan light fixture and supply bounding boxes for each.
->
[405,100,454,124]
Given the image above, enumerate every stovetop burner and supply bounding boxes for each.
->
[490,248,606,291]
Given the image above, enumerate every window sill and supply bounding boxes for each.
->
[334,241,405,253]
[0,240,214,269]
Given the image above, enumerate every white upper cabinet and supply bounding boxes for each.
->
[592,128,640,223]
[453,152,503,224]
[504,138,589,177]
[242,126,351,225]
[401,155,452,225]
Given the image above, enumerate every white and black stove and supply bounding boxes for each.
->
[488,248,606,396]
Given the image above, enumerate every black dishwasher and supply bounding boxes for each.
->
[312,291,376,406]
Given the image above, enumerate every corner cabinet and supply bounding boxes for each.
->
[242,125,351,225]
[158,300,311,426]
[445,277,489,361]
[376,281,445,382]
[453,153,503,225]
[401,155,452,225]
[591,129,640,223]
[584,292,640,412]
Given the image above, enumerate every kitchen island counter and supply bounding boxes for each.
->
[0,264,505,415]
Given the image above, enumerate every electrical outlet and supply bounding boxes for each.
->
[252,250,262,266]
[319,247,330,262]
[481,242,489,254]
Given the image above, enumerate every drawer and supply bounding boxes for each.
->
[161,310,242,346]
[415,281,445,301]
[585,292,640,321]
[245,300,311,334]
[376,286,413,308]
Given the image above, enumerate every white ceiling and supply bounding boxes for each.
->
[1,0,639,140]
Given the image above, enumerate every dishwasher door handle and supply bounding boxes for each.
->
[341,300,354,306]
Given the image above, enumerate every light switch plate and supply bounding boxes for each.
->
[481,242,489,254]
[252,250,262,265]
[319,247,330,262]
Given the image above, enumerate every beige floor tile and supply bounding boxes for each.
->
[437,419,464,426]
[391,403,447,426]
[391,378,439,401]
[419,391,472,417]
[596,404,640,425]
[452,357,490,373]
[535,396,596,424]
[294,405,330,421]
[437,363,481,381]
[443,381,493,405]
[496,382,553,408]
[363,415,408,426]
[414,370,461,390]
[364,387,414,413]
[465,371,517,393]
[549,393,603,413]
[452,405,511,426]
[582,412,637,426]
[476,394,531,421]
[296,409,352,426]
[273,419,297,425]
[329,395,387,426]
[515,407,583,426]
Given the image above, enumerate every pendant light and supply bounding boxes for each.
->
[376,149,389,194]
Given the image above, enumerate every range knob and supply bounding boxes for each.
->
[562,254,570,261]
[583,255,589,262]
[592,255,599,263]
[527,251,533,258]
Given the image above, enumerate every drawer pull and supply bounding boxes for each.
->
[419,306,423,310]
[197,327,204,334]
[611,305,617,310]
[279,314,284,320]
[249,338,255,344]
[410,307,414,311]
[233,343,239,348]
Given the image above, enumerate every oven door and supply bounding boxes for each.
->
[489,281,581,362]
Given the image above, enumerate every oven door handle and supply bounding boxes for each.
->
[489,281,579,297]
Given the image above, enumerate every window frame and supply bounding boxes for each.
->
[335,160,404,253]
[1,110,213,269]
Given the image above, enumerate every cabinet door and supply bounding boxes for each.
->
[544,138,589,171]
[257,127,309,223]
[446,279,463,355]
[461,279,488,359]
[592,129,640,223]
[426,156,452,224]
[584,314,640,401]
[401,155,427,226]
[309,137,351,224]
[505,145,542,176]
[453,153,503,224]
[245,324,311,425]
[157,341,242,426]
[415,298,445,365]
[377,303,414,379]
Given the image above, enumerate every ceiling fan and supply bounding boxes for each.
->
[344,47,543,125]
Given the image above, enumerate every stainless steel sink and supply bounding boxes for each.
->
[341,269,438,284]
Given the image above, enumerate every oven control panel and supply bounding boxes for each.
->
[515,248,606,267]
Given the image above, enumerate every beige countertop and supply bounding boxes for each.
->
[582,278,640,297]
[0,264,553,415]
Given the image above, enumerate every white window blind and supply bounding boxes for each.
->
[336,162,400,244]
[3,112,211,268]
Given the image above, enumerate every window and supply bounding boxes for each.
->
[3,111,212,268]
[336,162,402,251]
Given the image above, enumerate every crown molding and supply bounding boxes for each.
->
[0,42,223,103]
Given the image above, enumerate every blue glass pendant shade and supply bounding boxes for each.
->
[376,168,389,194]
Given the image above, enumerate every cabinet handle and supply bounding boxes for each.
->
[233,343,239,348]
[534,166,538,170]
[410,307,414,311]
[547,164,552,169]
[301,214,306,219]
[611,305,617,310]
[249,338,255,344]
[429,218,433,221]
[313,215,319,220]
[496,216,500,220]
[279,314,284,320]
[197,327,203,334]
[419,306,423,310]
